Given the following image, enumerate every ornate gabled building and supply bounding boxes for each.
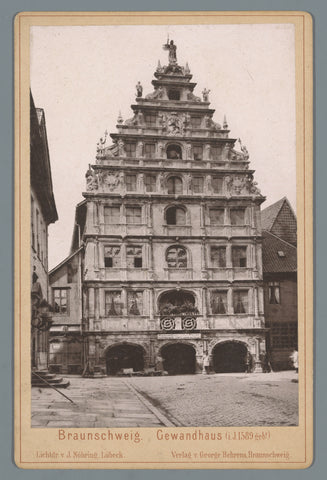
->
[50,40,268,375]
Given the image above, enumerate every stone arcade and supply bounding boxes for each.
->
[49,40,268,375]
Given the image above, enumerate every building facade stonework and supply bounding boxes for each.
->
[50,41,268,375]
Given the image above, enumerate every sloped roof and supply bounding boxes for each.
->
[262,230,297,273]
[49,246,83,276]
[261,197,287,231]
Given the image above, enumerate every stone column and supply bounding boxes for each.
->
[121,287,127,317]
[88,287,95,331]
[94,287,100,330]
[121,243,127,281]
[82,287,88,331]
[252,337,263,373]
[98,202,104,234]
[227,287,233,314]
[254,287,259,317]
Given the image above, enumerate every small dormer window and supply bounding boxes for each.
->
[168,90,180,100]
[277,251,286,257]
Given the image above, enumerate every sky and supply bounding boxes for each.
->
[30,24,296,270]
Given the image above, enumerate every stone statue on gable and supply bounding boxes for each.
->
[163,38,177,64]
[136,81,143,97]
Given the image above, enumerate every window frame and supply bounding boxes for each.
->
[193,145,203,161]
[210,290,228,314]
[124,142,137,158]
[268,282,281,304]
[126,245,143,269]
[167,176,183,194]
[192,176,204,193]
[127,290,144,316]
[166,245,188,269]
[145,174,157,192]
[210,246,227,268]
[233,289,249,314]
[126,206,142,224]
[209,208,225,226]
[232,246,248,268]
[53,288,69,315]
[212,176,223,193]
[104,206,121,224]
[230,208,246,226]
[104,246,121,268]
[125,174,137,192]
[105,290,123,316]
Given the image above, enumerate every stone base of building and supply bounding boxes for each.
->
[80,330,267,376]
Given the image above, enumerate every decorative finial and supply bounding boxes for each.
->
[117,111,123,124]
[185,62,190,74]
[223,115,228,129]
[157,60,162,72]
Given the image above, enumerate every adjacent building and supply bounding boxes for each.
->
[261,198,297,370]
[30,92,58,371]
[49,40,269,375]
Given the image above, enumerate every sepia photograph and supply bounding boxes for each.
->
[29,23,299,430]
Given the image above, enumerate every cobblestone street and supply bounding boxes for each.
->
[31,372,298,428]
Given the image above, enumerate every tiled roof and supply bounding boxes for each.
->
[262,231,297,273]
[261,197,287,231]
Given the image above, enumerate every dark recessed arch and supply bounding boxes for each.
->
[212,341,250,373]
[160,342,196,375]
[105,343,145,375]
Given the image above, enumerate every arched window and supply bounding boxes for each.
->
[166,206,186,225]
[167,176,183,194]
[166,144,182,160]
[166,246,187,268]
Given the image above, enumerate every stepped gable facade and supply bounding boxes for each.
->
[50,40,268,375]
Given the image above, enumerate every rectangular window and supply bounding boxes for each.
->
[268,282,281,304]
[211,146,220,160]
[126,206,142,224]
[124,142,136,157]
[104,246,121,268]
[125,174,137,191]
[209,208,224,225]
[232,246,247,267]
[210,246,226,268]
[144,114,157,126]
[211,291,227,314]
[53,288,68,314]
[127,291,143,315]
[105,291,122,316]
[230,208,246,225]
[144,143,156,158]
[270,322,297,348]
[193,145,203,161]
[145,174,157,192]
[190,116,202,128]
[192,176,204,193]
[104,206,121,224]
[233,290,248,314]
[126,246,143,268]
[212,177,223,193]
